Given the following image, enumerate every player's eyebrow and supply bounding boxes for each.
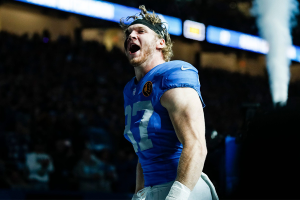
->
[127,25,148,33]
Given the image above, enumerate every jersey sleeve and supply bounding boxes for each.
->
[158,65,206,107]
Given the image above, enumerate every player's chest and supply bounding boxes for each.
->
[132,78,158,99]
[124,79,163,134]
[125,78,162,106]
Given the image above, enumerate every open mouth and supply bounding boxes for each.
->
[129,44,140,54]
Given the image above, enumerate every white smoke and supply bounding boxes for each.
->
[252,0,299,106]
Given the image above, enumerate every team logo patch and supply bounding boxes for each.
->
[143,81,153,97]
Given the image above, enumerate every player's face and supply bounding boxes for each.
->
[125,24,158,66]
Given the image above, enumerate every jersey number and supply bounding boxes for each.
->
[124,101,154,152]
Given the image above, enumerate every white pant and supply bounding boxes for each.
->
[135,173,218,200]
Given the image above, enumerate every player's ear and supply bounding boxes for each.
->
[156,38,165,50]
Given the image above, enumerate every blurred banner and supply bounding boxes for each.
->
[206,25,300,63]
[16,0,182,36]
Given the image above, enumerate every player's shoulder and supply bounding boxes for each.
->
[156,60,198,76]
[154,60,200,90]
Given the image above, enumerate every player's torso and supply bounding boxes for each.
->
[123,61,202,186]
[123,64,182,159]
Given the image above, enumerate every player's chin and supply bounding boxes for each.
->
[129,58,142,67]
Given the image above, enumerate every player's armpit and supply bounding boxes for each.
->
[160,87,207,191]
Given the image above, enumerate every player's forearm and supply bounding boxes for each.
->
[176,142,207,190]
[135,159,145,193]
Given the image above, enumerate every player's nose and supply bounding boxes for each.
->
[128,31,138,40]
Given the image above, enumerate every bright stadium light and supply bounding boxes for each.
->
[17,0,115,20]
[239,34,269,54]
[183,20,205,41]
[206,25,300,63]
[219,30,231,45]
[16,0,182,36]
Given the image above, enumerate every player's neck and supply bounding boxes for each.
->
[134,54,165,82]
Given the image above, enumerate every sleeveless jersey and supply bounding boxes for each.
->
[123,60,205,187]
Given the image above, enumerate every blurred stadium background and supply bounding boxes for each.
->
[0,0,299,199]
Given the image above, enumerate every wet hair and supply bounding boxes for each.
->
[120,5,173,62]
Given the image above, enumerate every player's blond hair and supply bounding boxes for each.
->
[120,5,173,62]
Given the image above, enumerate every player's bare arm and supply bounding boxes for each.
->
[161,87,207,191]
[135,159,145,193]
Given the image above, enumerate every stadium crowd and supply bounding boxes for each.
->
[0,30,299,194]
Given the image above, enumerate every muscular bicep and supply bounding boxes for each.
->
[160,87,206,148]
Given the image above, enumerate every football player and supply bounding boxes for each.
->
[121,5,218,200]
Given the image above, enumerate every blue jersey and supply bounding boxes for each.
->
[123,60,205,187]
